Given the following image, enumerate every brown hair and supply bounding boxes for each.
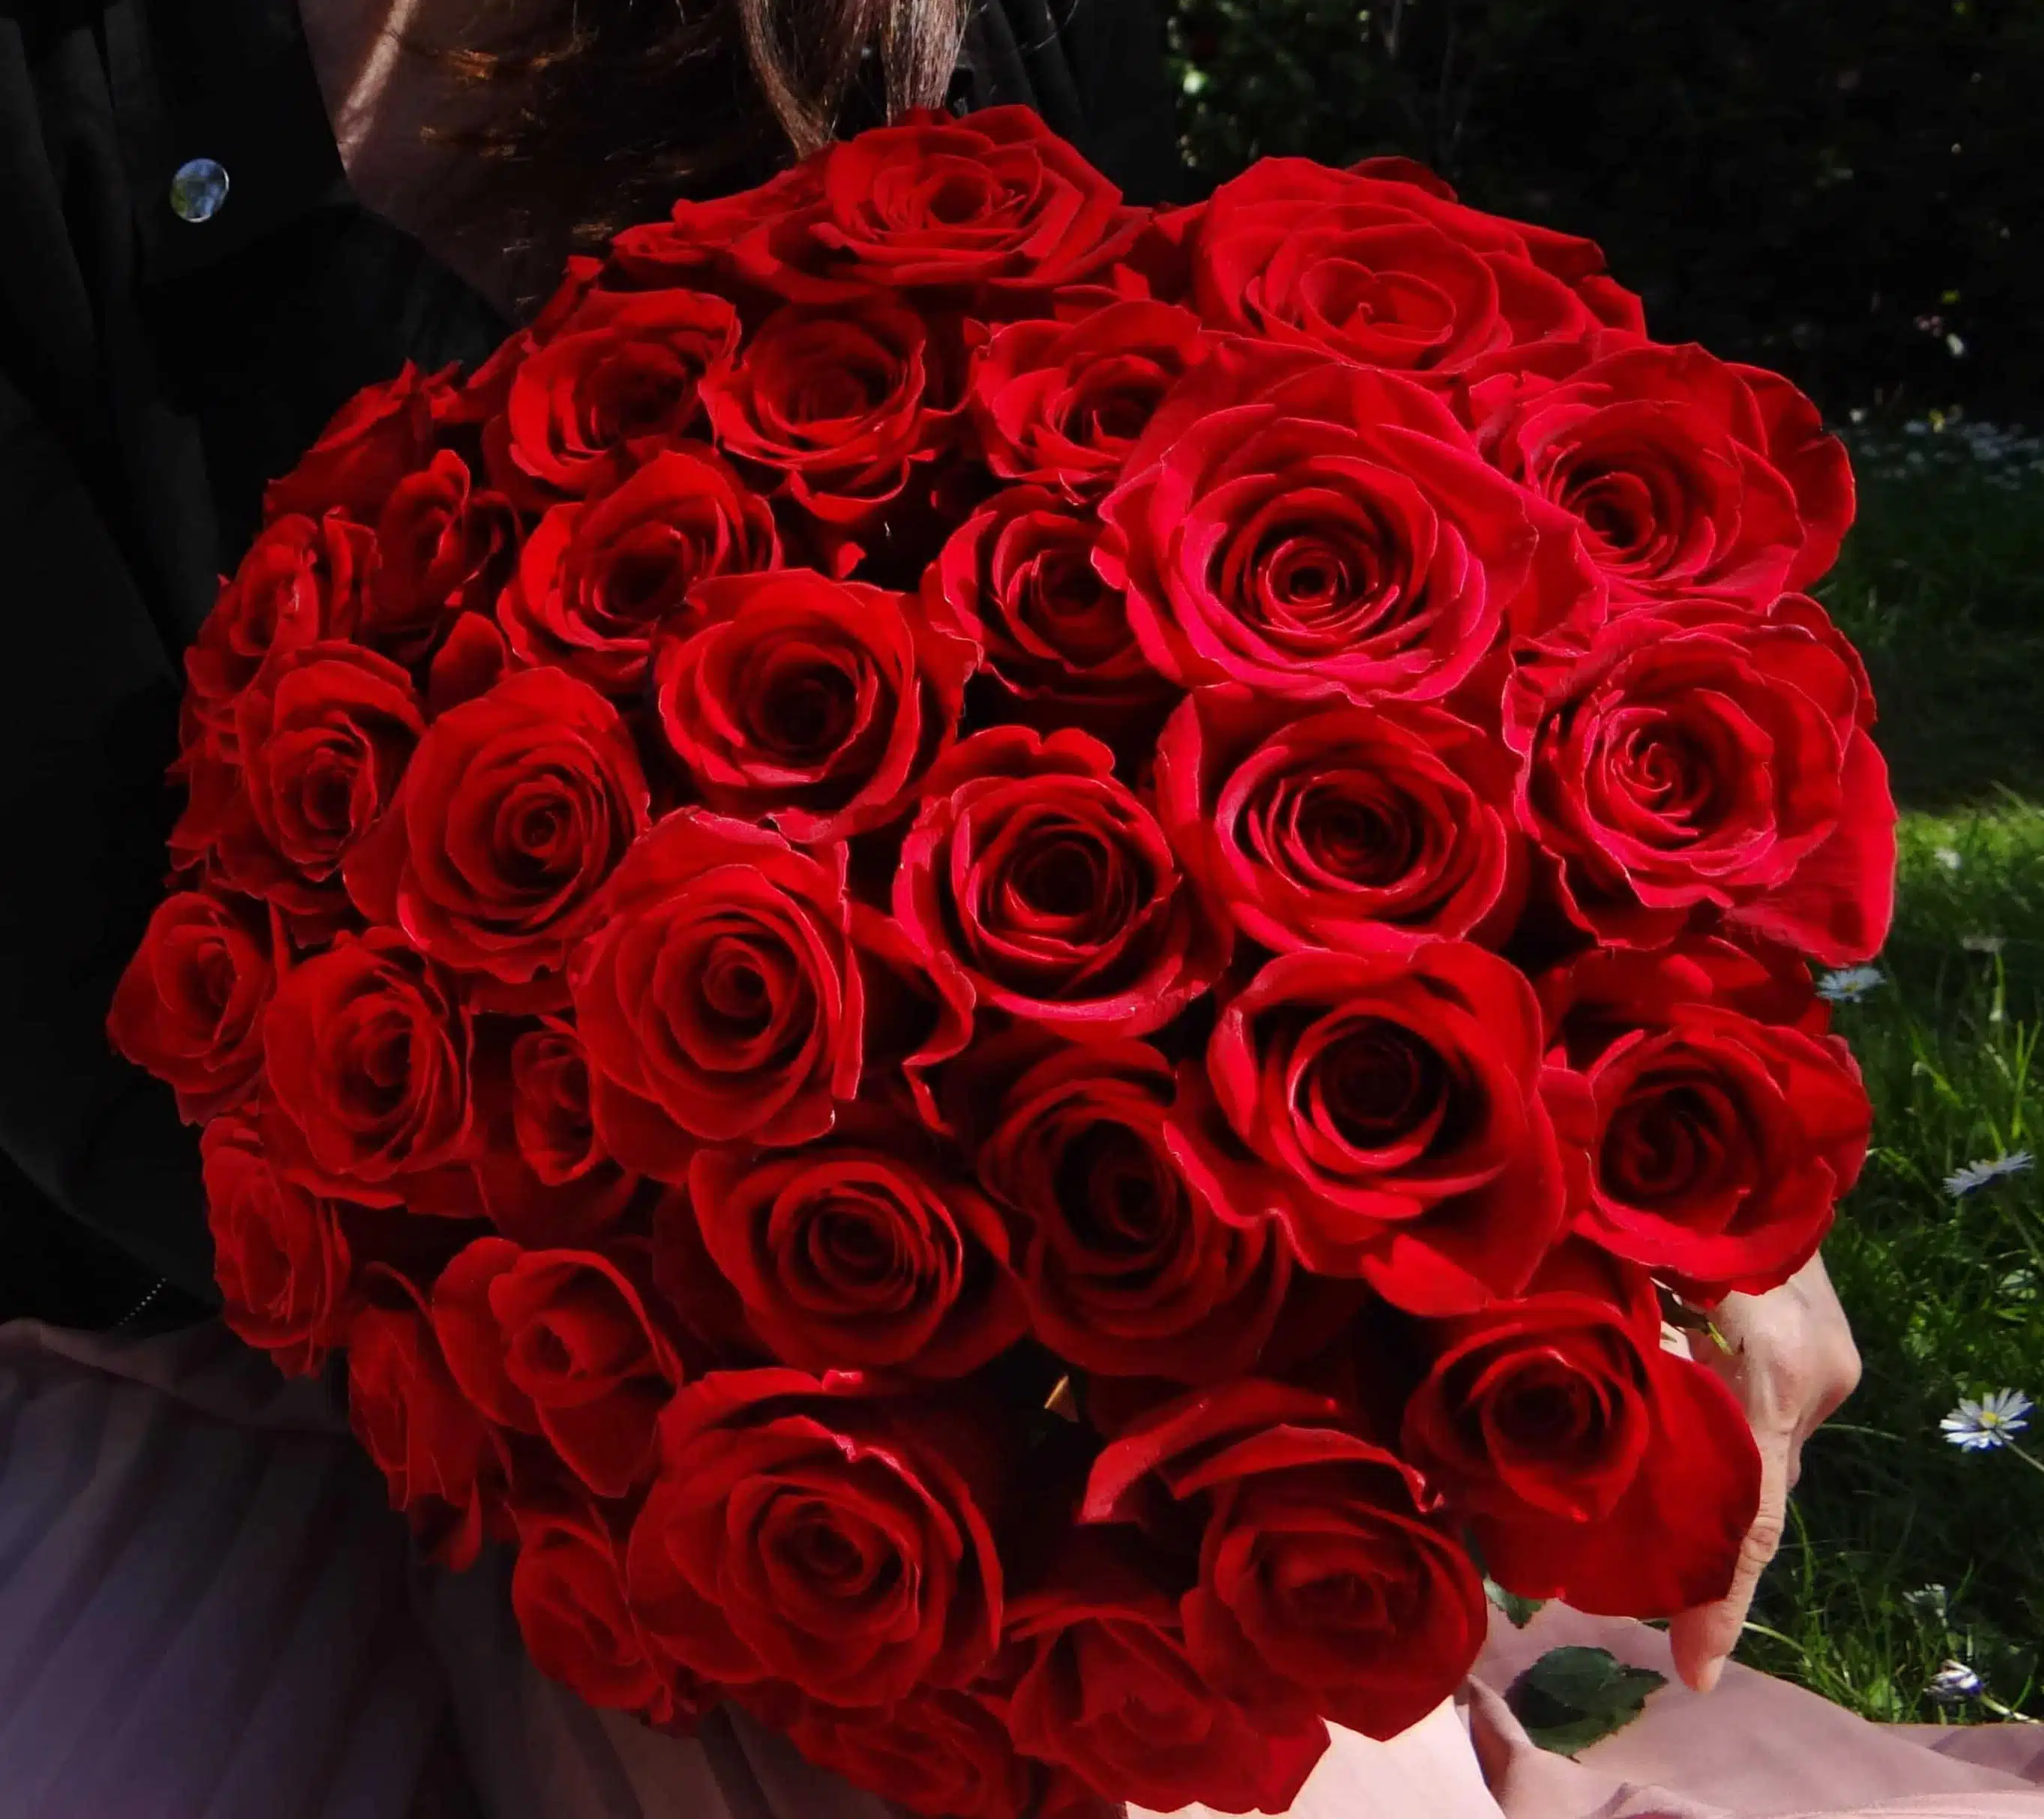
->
[424,0,968,271]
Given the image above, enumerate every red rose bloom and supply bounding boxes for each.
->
[1002,1536,1327,1815]
[1189,160,1642,386]
[106,890,275,1123]
[512,1497,711,1729]
[432,1237,680,1497]
[1400,1242,1763,1616]
[925,486,1169,729]
[654,570,976,842]
[367,450,518,657]
[684,1122,1026,1378]
[626,1369,1004,1706]
[1098,349,1597,702]
[894,726,1226,1037]
[260,929,473,1201]
[1156,686,1521,950]
[1085,1380,1489,1740]
[498,446,780,696]
[465,1015,642,1246]
[778,1692,1036,1819]
[954,1033,1291,1383]
[702,299,956,540]
[202,1111,353,1375]
[345,668,651,989]
[211,642,424,925]
[263,361,448,524]
[491,286,741,504]
[1734,364,1857,588]
[1517,592,1897,963]
[186,513,374,744]
[570,811,865,1171]
[1477,342,1841,609]
[1540,944,1870,1300]
[968,301,1208,498]
[732,106,1135,304]
[1174,942,1567,1312]
[347,1270,510,1569]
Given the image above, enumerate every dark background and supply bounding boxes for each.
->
[1163,0,2043,423]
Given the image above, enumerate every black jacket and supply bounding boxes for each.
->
[0,0,1184,1323]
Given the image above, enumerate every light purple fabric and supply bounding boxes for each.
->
[2,1320,2040,1819]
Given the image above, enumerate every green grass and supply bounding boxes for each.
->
[1739,423,2044,1723]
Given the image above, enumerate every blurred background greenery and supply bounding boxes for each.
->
[1158,0,2044,1722]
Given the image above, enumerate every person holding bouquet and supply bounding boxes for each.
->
[1,4,2038,1817]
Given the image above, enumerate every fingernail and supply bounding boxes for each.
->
[1695,1656,1725,1695]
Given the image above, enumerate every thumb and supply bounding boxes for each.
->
[1667,1420,1794,1693]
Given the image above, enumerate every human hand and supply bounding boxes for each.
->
[1668,1252,1861,1692]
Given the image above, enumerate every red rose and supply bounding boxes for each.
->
[1734,364,1857,588]
[625,1369,1004,1705]
[1173,942,1566,1312]
[344,668,651,989]
[367,450,517,657]
[185,513,374,745]
[606,167,818,289]
[570,812,864,1171]
[684,1120,1026,1378]
[953,1033,1291,1383]
[1516,592,1896,963]
[202,1111,352,1375]
[968,301,1208,498]
[924,486,1171,730]
[347,1269,510,1569]
[1400,1241,1762,1615]
[654,570,975,842]
[774,1692,1037,1819]
[1540,944,1870,1300]
[1084,1380,1489,1740]
[1156,686,1521,950]
[106,890,275,1123]
[1477,343,1836,609]
[432,1237,680,1497]
[732,106,1136,304]
[846,902,977,1132]
[208,642,424,926]
[263,361,448,524]
[498,447,780,696]
[894,726,1226,1037]
[1189,160,1641,387]
[1097,348,1599,702]
[511,1497,711,1729]
[489,286,741,504]
[465,1016,642,1246]
[260,929,473,1201]
[701,300,956,542]
[1002,1535,1327,1814]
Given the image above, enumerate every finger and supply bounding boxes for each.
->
[1668,1424,1793,1694]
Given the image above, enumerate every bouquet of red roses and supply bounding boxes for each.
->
[111,106,1894,1817]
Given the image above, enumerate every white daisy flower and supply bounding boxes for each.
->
[1902,1583,1950,1623]
[1928,1660,1984,1705]
[1935,846,1964,872]
[1941,1388,2034,1451]
[1944,1152,2035,1198]
[1817,965,1886,1004]
[1962,933,2006,955]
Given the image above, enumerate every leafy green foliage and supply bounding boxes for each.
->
[1507,1647,1668,1756]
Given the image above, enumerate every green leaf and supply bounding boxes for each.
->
[1484,1578,1546,1629]
[1507,1646,1668,1758]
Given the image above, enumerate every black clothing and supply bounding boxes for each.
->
[0,0,1184,1324]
